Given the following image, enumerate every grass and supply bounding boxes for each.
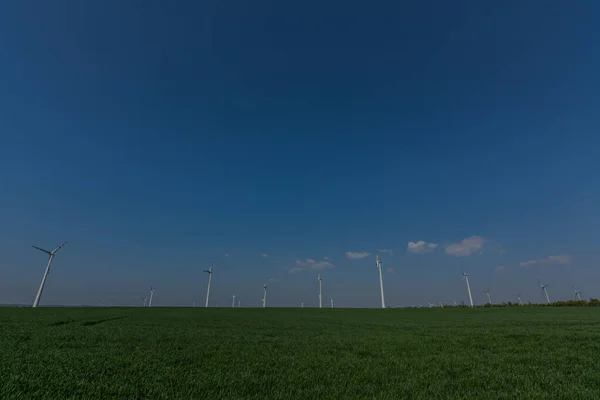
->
[1,307,600,399]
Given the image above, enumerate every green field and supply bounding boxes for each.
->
[1,307,600,399]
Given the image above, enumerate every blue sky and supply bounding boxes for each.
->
[1,1,599,307]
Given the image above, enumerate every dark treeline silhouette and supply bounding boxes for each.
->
[438,298,600,308]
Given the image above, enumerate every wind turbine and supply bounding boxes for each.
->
[262,284,267,308]
[428,301,434,308]
[484,289,492,304]
[513,293,523,306]
[376,250,386,309]
[31,241,67,308]
[237,300,241,308]
[203,262,213,307]
[232,294,236,308]
[573,286,583,301]
[318,273,323,308]
[461,269,474,307]
[142,297,148,307]
[329,296,334,308]
[537,279,550,304]
[148,286,155,307]
[301,302,304,308]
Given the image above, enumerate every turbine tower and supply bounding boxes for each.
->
[484,289,492,304]
[537,279,550,304]
[573,286,582,301]
[203,262,213,307]
[301,302,304,308]
[461,269,474,307]
[376,250,386,309]
[142,297,148,307]
[148,286,155,307]
[318,273,323,308]
[262,284,267,308]
[32,241,67,308]
[513,293,523,306]
[237,300,241,308]
[329,296,334,308]
[232,294,236,308]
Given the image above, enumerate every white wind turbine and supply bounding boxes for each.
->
[148,286,155,307]
[428,301,434,308]
[484,289,492,304]
[376,250,386,309]
[329,296,334,308]
[262,284,267,308]
[142,297,148,307]
[461,269,474,307]
[203,262,213,307]
[237,300,240,308]
[232,294,236,308]
[537,279,550,304]
[32,241,67,308]
[513,293,523,306]
[301,302,304,308]
[573,286,583,301]
[318,273,323,308]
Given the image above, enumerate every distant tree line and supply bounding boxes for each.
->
[443,298,600,308]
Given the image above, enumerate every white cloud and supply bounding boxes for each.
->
[224,253,229,257]
[346,251,370,259]
[324,256,329,260]
[268,277,277,282]
[262,253,269,258]
[445,236,487,257]
[520,255,571,267]
[289,258,335,274]
[386,267,396,274]
[407,241,438,254]
[379,249,394,255]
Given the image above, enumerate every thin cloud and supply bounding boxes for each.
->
[407,241,438,254]
[386,267,396,274]
[379,249,394,256]
[224,253,230,257]
[289,258,335,274]
[494,265,505,273]
[346,251,370,260]
[445,236,487,257]
[262,253,269,258]
[520,255,571,267]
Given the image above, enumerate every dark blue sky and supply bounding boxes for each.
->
[1,1,599,307]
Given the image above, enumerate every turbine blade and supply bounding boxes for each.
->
[51,241,68,254]
[32,245,52,255]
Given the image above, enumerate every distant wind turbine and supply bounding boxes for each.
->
[329,296,334,308]
[484,289,492,304]
[461,269,474,307]
[142,297,148,307]
[573,286,583,301]
[262,284,267,308]
[376,250,386,309]
[232,294,236,308]
[513,293,523,306]
[148,286,155,307]
[537,279,550,304]
[237,300,241,308]
[32,241,67,308]
[203,262,213,307]
[301,302,304,308]
[318,273,323,308]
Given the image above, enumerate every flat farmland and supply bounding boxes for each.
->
[1,307,600,399]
